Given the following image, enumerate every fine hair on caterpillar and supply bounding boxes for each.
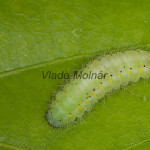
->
[47,50,150,128]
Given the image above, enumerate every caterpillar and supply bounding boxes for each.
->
[47,50,150,128]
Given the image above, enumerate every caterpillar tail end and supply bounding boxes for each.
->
[47,111,64,128]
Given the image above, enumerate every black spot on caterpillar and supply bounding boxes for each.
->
[47,50,150,128]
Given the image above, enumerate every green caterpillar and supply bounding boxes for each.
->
[47,50,150,128]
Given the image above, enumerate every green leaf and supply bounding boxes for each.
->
[0,0,150,150]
